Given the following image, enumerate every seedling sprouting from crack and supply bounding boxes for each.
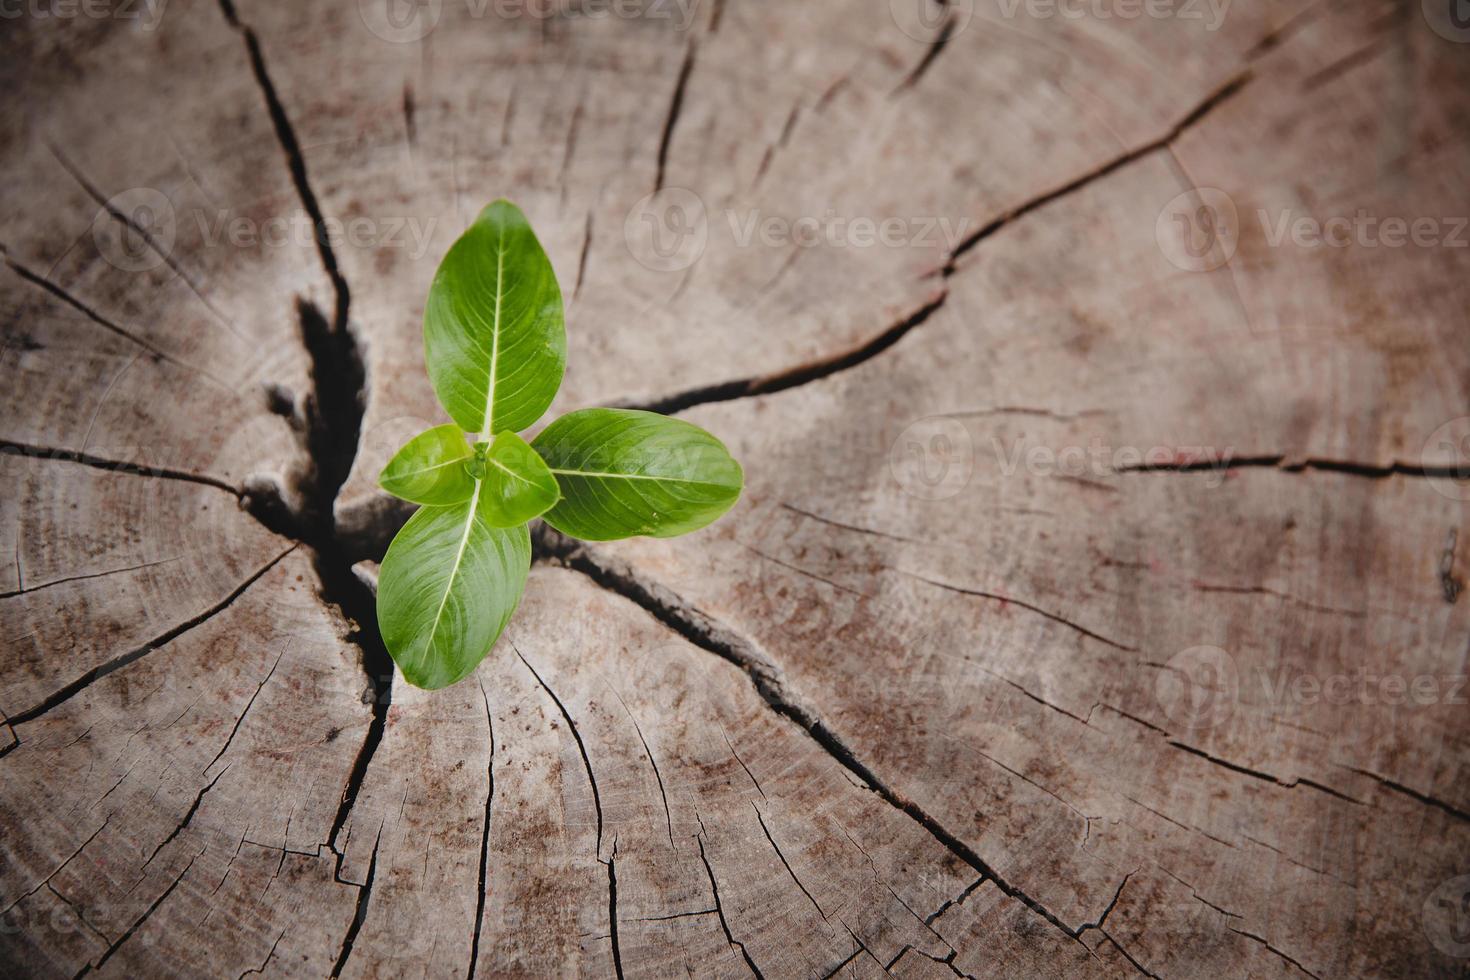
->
[376,200,743,689]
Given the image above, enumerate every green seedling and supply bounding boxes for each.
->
[376,200,742,689]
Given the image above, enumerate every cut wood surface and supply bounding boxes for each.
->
[3,0,1469,976]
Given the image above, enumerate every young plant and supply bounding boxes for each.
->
[375,200,743,690]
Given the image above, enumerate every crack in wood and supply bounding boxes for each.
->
[752,802,826,919]
[218,0,349,334]
[87,849,203,974]
[924,876,984,926]
[892,6,958,94]
[612,688,675,849]
[546,536,1095,941]
[200,647,286,777]
[1227,926,1321,979]
[1340,765,1470,824]
[44,143,240,340]
[517,647,606,858]
[904,572,1137,652]
[622,290,949,416]
[614,71,1251,424]
[941,71,1252,275]
[1100,931,1163,979]
[1075,872,1133,937]
[1121,453,1470,482]
[214,1,399,886]
[0,439,242,497]
[573,210,594,301]
[142,764,232,871]
[1440,528,1462,604]
[607,840,625,980]
[238,928,286,980]
[697,821,765,978]
[1167,742,1365,806]
[654,39,697,193]
[0,556,184,601]
[466,679,496,980]
[1,815,112,918]
[5,545,296,730]
[1121,793,1235,851]
[329,829,380,978]
[1,249,232,390]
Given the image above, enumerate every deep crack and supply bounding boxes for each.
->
[619,71,1251,421]
[6,546,296,729]
[698,826,765,978]
[1119,453,1470,482]
[654,39,697,192]
[621,290,948,416]
[215,0,394,867]
[330,830,381,978]
[466,680,496,980]
[0,439,242,497]
[517,647,606,857]
[942,72,1251,275]
[545,535,1089,942]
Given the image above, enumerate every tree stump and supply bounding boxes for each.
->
[4,0,1470,976]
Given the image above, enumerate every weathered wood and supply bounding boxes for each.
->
[3,0,1469,976]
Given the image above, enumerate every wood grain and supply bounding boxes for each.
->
[3,0,1468,976]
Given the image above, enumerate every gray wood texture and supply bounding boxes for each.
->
[3,0,1469,976]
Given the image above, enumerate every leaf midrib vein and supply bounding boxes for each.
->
[549,467,736,489]
[487,455,544,490]
[422,482,481,668]
[479,229,507,440]
[388,456,469,482]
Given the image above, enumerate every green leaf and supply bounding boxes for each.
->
[476,430,560,527]
[424,199,565,437]
[378,424,476,505]
[532,408,743,541]
[376,485,531,690]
